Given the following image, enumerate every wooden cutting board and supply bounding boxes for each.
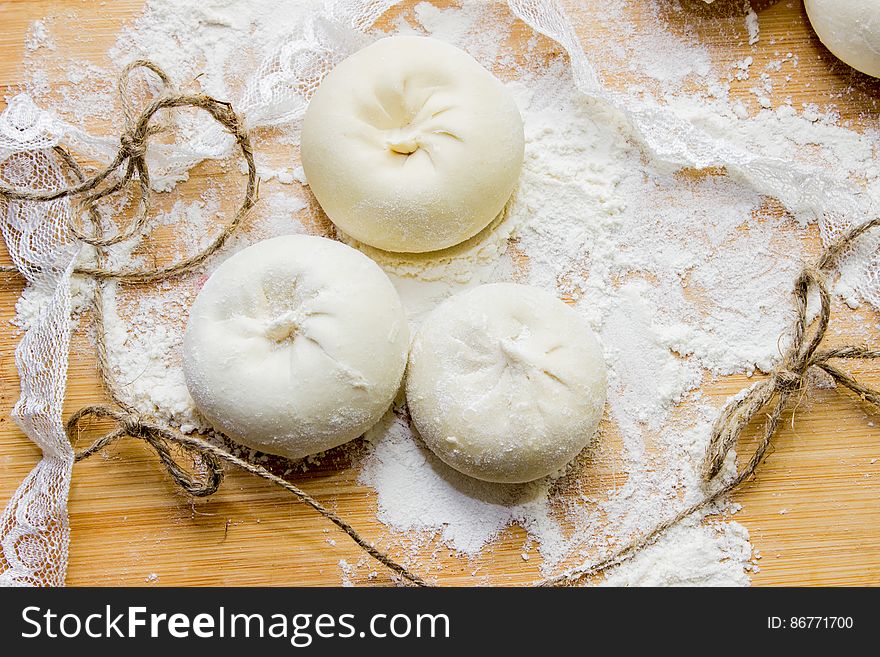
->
[1,0,879,586]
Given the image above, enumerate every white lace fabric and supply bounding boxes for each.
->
[0,0,876,586]
[0,97,79,586]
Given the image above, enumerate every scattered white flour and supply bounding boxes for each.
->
[745,4,760,46]
[25,20,56,53]
[10,1,880,586]
[361,415,561,558]
[600,520,751,587]
[107,0,320,102]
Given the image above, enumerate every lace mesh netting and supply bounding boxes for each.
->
[1,0,877,586]
[0,114,79,586]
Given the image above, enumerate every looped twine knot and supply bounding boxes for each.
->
[701,218,880,484]
[68,405,224,497]
[67,403,429,586]
[539,217,880,587]
[118,131,148,161]
[119,412,146,436]
[771,368,804,391]
[0,59,258,282]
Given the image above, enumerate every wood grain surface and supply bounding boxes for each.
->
[1,0,879,586]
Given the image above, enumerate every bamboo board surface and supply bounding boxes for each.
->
[1,0,879,586]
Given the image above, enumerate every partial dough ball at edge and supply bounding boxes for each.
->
[805,0,880,78]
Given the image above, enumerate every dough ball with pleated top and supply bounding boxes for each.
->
[183,235,409,459]
[301,35,525,253]
[405,283,607,483]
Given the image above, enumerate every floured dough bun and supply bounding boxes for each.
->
[301,35,525,253]
[406,283,607,483]
[805,0,880,78]
[183,235,409,460]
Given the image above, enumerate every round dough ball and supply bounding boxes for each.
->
[301,35,525,253]
[183,235,409,459]
[805,0,880,78]
[406,283,607,483]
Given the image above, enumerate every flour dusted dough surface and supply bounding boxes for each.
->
[406,283,607,483]
[300,35,525,253]
[805,0,880,78]
[183,235,409,459]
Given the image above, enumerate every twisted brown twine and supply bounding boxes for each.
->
[0,60,257,282]
[534,216,880,587]
[3,60,880,587]
[68,405,428,586]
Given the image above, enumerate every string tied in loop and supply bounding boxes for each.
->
[537,217,880,588]
[118,59,172,128]
[67,404,430,586]
[118,131,148,161]
[0,59,258,282]
[701,217,880,484]
[772,368,804,391]
[68,405,225,498]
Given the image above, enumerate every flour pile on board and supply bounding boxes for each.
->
[11,1,880,585]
